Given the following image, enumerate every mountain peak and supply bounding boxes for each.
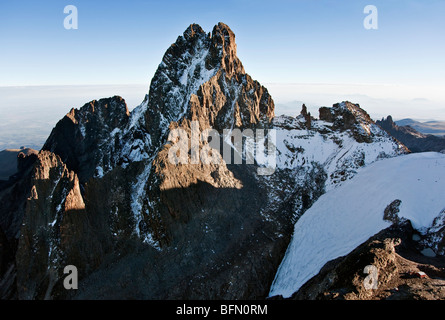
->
[318,101,377,142]
[212,22,236,45]
[380,115,395,127]
[134,22,266,138]
[42,96,130,183]
[386,115,394,123]
[211,22,244,76]
[183,23,206,40]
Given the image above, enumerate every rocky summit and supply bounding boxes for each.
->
[1,23,409,300]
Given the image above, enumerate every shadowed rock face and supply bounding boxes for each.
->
[15,151,114,300]
[139,22,274,155]
[0,23,407,300]
[42,96,130,184]
[319,101,378,143]
[3,23,286,300]
[376,116,445,153]
[0,149,38,299]
[287,221,445,300]
[0,148,38,181]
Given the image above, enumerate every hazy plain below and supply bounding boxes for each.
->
[1,83,444,151]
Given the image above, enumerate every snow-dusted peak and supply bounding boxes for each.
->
[116,22,269,167]
[318,101,384,143]
[272,104,408,193]
[42,96,130,182]
[183,23,206,40]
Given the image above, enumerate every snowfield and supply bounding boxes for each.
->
[269,152,445,298]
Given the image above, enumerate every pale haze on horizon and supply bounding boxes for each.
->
[0,0,444,150]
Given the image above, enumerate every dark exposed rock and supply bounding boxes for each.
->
[0,147,37,182]
[0,22,410,300]
[139,22,273,155]
[17,151,38,173]
[1,23,284,300]
[15,151,115,299]
[319,101,380,143]
[0,152,36,240]
[298,104,312,129]
[421,209,445,256]
[71,23,283,300]
[42,96,130,183]
[0,150,38,299]
[288,221,445,300]
[0,226,15,299]
[383,199,406,225]
[376,116,445,153]
[396,118,445,137]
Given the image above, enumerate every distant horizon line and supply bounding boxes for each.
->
[1,83,444,122]
[0,82,439,87]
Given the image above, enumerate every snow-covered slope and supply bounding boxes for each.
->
[273,111,406,192]
[269,152,445,298]
[262,105,407,223]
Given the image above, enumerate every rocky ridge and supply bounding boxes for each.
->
[1,23,408,299]
[289,221,445,300]
[376,116,445,153]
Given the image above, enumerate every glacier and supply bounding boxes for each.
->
[269,151,445,298]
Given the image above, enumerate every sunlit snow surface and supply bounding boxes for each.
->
[269,152,445,298]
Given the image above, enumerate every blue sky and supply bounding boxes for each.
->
[1,0,444,86]
[0,0,444,150]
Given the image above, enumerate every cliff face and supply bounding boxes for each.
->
[0,23,408,300]
[15,151,114,299]
[42,96,130,184]
[319,101,389,144]
[73,22,286,299]
[376,116,445,153]
[290,221,445,300]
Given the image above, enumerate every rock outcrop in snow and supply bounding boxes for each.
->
[269,152,445,299]
[376,116,445,153]
[288,221,445,300]
[42,96,130,183]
